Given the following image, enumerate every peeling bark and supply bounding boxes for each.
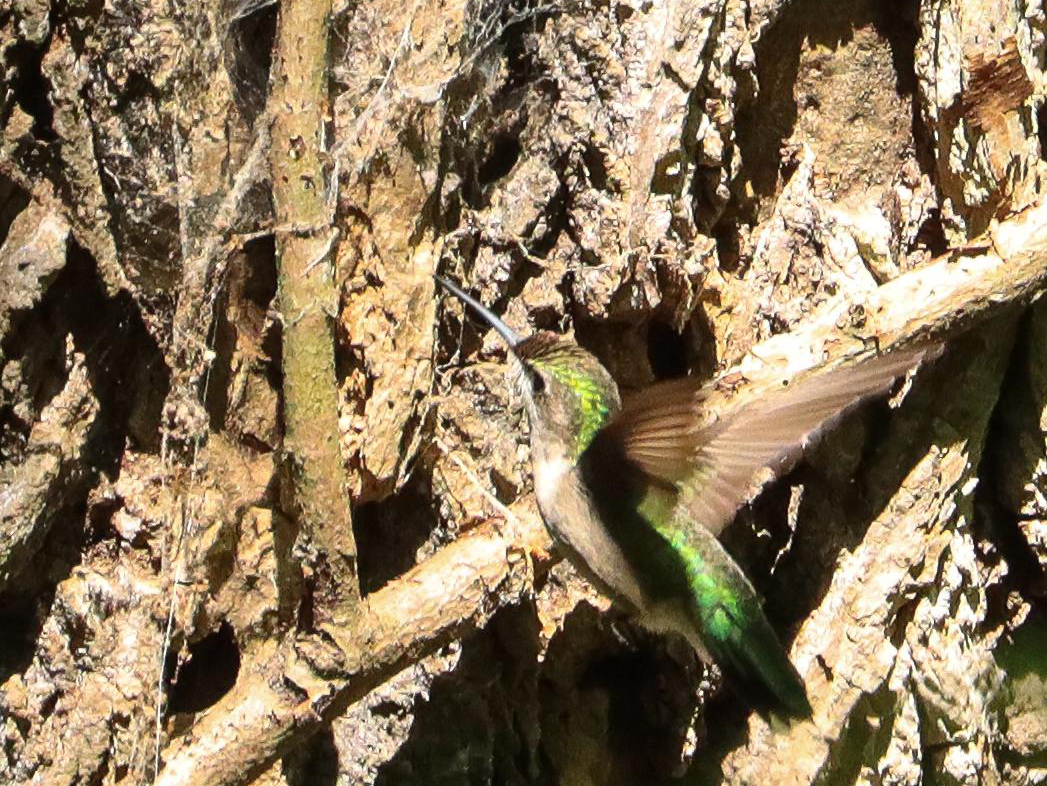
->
[1,0,1046,784]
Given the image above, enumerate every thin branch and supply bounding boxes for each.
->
[153,523,537,786]
[270,0,360,613]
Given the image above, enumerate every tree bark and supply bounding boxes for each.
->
[1,0,1045,784]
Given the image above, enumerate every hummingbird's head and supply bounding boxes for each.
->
[435,276,620,459]
[512,333,620,459]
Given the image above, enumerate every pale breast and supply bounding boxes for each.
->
[531,453,713,664]
[531,454,650,613]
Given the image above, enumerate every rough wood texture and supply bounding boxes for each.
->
[153,525,535,786]
[149,202,1047,785]
[1,0,1046,783]
[270,0,360,615]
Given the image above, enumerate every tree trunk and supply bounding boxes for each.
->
[1,0,1045,783]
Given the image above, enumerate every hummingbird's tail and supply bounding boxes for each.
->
[705,597,813,719]
[672,525,813,719]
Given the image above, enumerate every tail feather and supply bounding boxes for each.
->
[679,526,812,719]
[711,606,812,719]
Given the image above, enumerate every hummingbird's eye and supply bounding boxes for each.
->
[529,369,546,395]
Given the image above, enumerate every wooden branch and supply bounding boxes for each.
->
[153,524,536,786]
[270,0,359,612]
[699,201,1047,410]
[153,199,1047,785]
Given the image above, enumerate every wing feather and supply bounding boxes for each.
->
[593,344,939,537]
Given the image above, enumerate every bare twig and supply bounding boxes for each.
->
[270,0,360,613]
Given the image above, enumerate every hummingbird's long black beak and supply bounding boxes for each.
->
[435,275,521,350]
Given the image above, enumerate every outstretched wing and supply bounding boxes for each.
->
[592,344,939,537]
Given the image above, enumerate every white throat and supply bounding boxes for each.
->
[533,453,572,508]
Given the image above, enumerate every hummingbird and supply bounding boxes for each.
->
[435,275,935,717]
